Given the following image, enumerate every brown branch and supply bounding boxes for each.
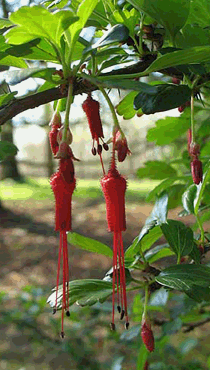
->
[153,316,210,333]
[1,52,208,126]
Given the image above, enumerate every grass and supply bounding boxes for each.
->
[0,177,160,202]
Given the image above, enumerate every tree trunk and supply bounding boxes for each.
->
[0,121,22,181]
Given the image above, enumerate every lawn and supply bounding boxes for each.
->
[0,177,160,202]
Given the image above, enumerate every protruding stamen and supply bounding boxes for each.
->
[60,331,65,339]
[120,309,125,320]
[117,305,121,313]
[66,311,70,317]
[103,143,109,151]
[110,323,116,331]
[92,147,97,156]
[53,308,56,315]
[97,144,102,155]
[125,322,129,330]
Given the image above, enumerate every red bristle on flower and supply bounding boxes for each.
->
[82,94,104,141]
[141,317,155,352]
[191,158,203,185]
[100,140,129,329]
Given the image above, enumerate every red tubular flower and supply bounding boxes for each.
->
[82,93,108,171]
[141,315,155,352]
[191,159,203,185]
[49,116,76,338]
[114,130,131,162]
[100,138,129,330]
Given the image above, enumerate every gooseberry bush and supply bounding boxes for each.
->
[1,0,210,368]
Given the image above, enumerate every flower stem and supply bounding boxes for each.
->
[63,79,73,141]
[191,94,195,143]
[98,86,123,136]
[143,284,149,317]
[196,213,205,245]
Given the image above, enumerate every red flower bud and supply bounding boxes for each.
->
[49,112,62,155]
[141,316,155,352]
[172,77,180,85]
[191,159,203,185]
[144,361,149,370]
[114,130,131,162]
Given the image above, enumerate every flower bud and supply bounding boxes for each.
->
[191,159,203,185]
[114,130,131,162]
[141,315,155,352]
[144,361,149,370]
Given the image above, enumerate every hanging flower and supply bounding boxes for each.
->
[49,120,76,338]
[82,93,109,156]
[100,134,129,330]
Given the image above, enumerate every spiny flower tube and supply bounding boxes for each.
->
[49,121,76,338]
[82,93,108,169]
[100,141,129,330]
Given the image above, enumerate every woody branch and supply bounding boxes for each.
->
[0,56,210,126]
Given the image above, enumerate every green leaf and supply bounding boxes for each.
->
[140,46,210,76]
[67,232,113,258]
[145,244,174,263]
[146,110,191,145]
[156,264,210,300]
[0,91,17,107]
[146,178,179,202]
[137,344,148,370]
[8,6,78,47]
[0,141,18,161]
[125,226,163,258]
[161,220,194,258]
[116,91,140,119]
[85,24,129,52]
[6,38,59,63]
[134,84,191,114]
[100,78,161,93]
[182,184,197,215]
[176,24,210,48]
[70,0,98,47]
[189,243,201,264]
[187,0,210,28]
[127,0,190,39]
[137,161,177,180]
[0,18,13,29]
[3,67,56,85]
[138,192,168,242]
[47,279,113,309]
